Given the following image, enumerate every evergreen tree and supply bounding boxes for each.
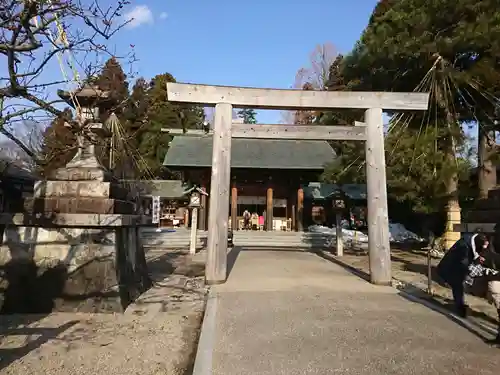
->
[123,77,149,131]
[340,0,500,207]
[318,53,366,184]
[38,108,76,176]
[237,108,258,124]
[385,127,473,213]
[93,57,130,170]
[96,57,129,117]
[135,73,205,177]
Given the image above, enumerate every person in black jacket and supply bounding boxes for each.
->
[437,233,489,317]
[484,223,500,346]
[480,246,500,346]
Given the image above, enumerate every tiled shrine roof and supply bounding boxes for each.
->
[163,137,336,170]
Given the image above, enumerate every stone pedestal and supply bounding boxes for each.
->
[455,187,500,238]
[0,94,150,313]
[0,180,150,313]
[443,201,461,250]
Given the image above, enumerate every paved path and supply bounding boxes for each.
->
[197,248,500,375]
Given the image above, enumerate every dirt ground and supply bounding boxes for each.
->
[0,249,207,375]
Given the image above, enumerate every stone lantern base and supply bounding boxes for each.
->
[443,202,461,250]
[0,176,151,313]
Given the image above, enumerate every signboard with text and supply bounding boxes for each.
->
[152,196,160,224]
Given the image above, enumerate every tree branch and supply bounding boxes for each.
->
[0,0,133,166]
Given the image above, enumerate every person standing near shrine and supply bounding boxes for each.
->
[481,246,500,346]
[485,224,500,346]
[437,233,489,317]
[243,209,251,230]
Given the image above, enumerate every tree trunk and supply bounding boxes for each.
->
[478,125,496,199]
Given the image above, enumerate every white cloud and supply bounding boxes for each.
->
[159,12,168,20]
[124,5,154,29]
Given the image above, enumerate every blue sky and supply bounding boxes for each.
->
[1,0,478,158]
[111,0,379,123]
[1,0,379,148]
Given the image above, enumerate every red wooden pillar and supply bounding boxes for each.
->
[184,208,190,228]
[231,184,238,231]
[297,188,304,231]
[266,187,273,231]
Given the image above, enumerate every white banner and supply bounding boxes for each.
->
[152,196,160,224]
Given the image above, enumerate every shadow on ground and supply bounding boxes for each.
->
[314,250,371,282]
[0,315,78,371]
[313,249,499,343]
[224,246,372,281]
[389,253,498,327]
[398,292,498,344]
[146,251,205,284]
[0,260,67,314]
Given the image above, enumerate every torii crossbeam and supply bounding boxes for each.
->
[166,82,429,286]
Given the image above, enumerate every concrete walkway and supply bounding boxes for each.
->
[195,248,500,375]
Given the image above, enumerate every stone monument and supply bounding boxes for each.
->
[0,84,151,313]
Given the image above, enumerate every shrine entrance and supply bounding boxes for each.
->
[166,83,429,285]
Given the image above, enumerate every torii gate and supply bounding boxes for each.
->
[166,83,429,285]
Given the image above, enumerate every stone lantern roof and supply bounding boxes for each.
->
[57,83,113,109]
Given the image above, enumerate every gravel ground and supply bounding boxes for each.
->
[324,248,500,329]
[212,249,500,375]
[0,249,207,375]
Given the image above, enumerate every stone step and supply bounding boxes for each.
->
[141,231,340,249]
[143,235,331,243]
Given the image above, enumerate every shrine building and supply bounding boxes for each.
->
[163,135,337,231]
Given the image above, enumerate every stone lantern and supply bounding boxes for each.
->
[0,83,151,313]
[54,84,113,181]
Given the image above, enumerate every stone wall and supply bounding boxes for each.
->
[0,221,151,313]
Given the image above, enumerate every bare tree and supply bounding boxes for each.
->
[0,120,44,171]
[297,42,338,91]
[281,42,338,124]
[0,0,133,164]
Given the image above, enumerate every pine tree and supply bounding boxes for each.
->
[237,108,257,124]
[38,108,76,176]
[96,57,129,117]
[92,57,130,170]
[135,73,205,177]
[318,53,365,184]
[340,0,500,209]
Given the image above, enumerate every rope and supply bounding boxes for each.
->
[32,3,154,180]
[31,2,81,112]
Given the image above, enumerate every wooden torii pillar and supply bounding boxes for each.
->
[165,83,429,285]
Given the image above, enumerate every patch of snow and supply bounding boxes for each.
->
[308,225,369,248]
[388,223,424,243]
[308,222,424,246]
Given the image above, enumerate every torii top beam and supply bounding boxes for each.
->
[166,83,430,111]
